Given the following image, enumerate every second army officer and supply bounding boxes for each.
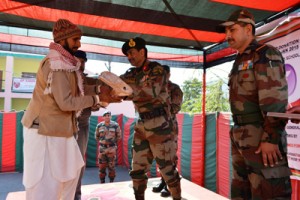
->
[95,111,121,183]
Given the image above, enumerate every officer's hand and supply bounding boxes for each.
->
[255,142,282,167]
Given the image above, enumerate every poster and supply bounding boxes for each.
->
[266,28,300,180]
[12,77,36,93]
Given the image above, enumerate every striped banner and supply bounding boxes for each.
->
[291,178,300,200]
[0,111,300,200]
[15,112,24,172]
[176,113,185,174]
[86,116,99,167]
[122,116,136,169]
[216,112,232,198]
[0,112,24,172]
[205,113,217,192]
[179,113,193,179]
[190,114,203,185]
[112,114,123,166]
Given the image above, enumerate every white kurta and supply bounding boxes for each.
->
[23,127,84,188]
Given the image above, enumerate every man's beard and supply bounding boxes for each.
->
[63,40,75,55]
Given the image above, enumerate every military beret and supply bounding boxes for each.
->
[122,37,146,55]
[103,110,111,116]
[162,65,170,73]
[74,50,87,62]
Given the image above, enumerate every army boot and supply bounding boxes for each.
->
[168,177,181,200]
[152,178,166,193]
[134,194,145,200]
[173,198,182,200]
[161,185,171,197]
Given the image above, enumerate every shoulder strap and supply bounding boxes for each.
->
[255,44,267,53]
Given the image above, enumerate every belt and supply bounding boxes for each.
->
[232,113,264,125]
[139,107,166,120]
[100,143,115,148]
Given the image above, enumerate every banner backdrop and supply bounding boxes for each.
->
[265,25,300,180]
[0,112,23,172]
[1,112,300,199]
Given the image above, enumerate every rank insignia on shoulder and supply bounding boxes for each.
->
[153,66,164,74]
[238,60,253,70]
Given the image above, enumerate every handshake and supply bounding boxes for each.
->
[96,71,133,108]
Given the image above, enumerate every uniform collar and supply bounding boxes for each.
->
[241,39,259,55]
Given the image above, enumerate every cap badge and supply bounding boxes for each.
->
[129,39,136,47]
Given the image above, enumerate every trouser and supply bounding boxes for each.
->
[130,119,181,199]
[75,124,90,198]
[173,118,179,164]
[23,127,84,200]
[157,118,179,179]
[230,124,292,200]
[26,144,81,200]
[98,147,117,181]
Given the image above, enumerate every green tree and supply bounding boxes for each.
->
[181,78,202,113]
[181,78,229,113]
[206,79,230,112]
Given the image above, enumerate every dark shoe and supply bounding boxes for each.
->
[109,178,114,183]
[161,186,171,197]
[134,194,145,200]
[100,179,105,183]
[74,194,81,200]
[152,179,166,193]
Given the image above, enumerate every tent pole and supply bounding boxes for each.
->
[201,51,207,187]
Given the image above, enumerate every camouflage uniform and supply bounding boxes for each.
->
[169,81,183,131]
[75,106,91,197]
[120,62,181,200]
[229,40,292,199]
[95,120,121,183]
[168,81,183,158]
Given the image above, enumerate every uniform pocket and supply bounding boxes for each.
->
[261,166,292,179]
[237,69,256,95]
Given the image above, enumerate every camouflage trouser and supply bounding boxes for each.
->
[173,118,179,164]
[98,146,117,181]
[230,124,292,200]
[130,118,181,199]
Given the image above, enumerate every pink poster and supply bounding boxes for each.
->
[261,18,300,179]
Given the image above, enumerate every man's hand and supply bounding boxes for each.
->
[91,104,101,111]
[99,85,122,103]
[255,142,283,167]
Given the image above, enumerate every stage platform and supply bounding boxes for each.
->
[6,178,228,200]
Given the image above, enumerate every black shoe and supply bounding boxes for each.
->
[152,179,166,193]
[74,194,81,200]
[160,186,171,197]
[134,194,145,200]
